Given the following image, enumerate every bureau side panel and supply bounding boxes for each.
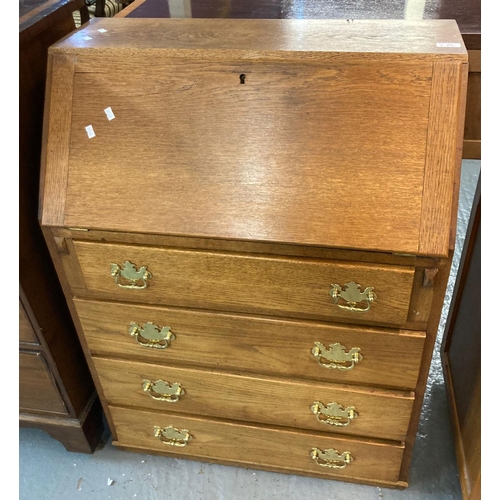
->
[39,53,76,227]
[419,61,466,256]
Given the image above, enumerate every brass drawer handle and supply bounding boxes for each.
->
[310,448,353,469]
[110,261,152,289]
[129,322,176,349]
[143,379,185,402]
[329,281,377,312]
[311,401,358,427]
[311,342,362,370]
[154,426,191,447]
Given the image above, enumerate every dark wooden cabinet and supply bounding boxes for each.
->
[19,0,103,453]
[441,176,481,500]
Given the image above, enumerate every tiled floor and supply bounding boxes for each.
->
[19,160,480,500]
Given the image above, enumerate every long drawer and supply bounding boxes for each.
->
[94,357,413,441]
[110,405,405,484]
[75,299,425,390]
[71,241,416,325]
[19,351,67,415]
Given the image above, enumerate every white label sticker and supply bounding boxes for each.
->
[436,42,461,48]
[104,107,115,121]
[85,125,96,139]
[83,36,92,40]
[97,28,108,33]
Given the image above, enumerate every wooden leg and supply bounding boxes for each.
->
[94,0,106,17]
[20,393,105,454]
[80,5,90,24]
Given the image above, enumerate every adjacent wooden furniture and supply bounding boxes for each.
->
[39,19,467,486]
[441,176,481,500]
[19,0,104,453]
[118,0,480,160]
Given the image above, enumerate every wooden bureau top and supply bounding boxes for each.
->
[40,19,467,257]
[51,18,467,58]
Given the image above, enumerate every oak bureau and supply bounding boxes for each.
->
[40,19,467,488]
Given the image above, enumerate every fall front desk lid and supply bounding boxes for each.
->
[40,19,467,257]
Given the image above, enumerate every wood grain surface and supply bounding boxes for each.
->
[19,351,68,415]
[19,300,39,345]
[51,227,441,267]
[110,405,405,483]
[50,18,467,58]
[39,53,76,227]
[95,357,413,441]
[71,241,416,325]
[39,19,467,256]
[37,18,467,485]
[419,61,465,256]
[75,298,425,390]
[19,393,104,454]
[62,56,431,254]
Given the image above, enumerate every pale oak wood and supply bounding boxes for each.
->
[114,440,408,489]
[39,53,75,226]
[419,61,464,256]
[51,226,441,267]
[110,405,405,483]
[39,19,466,257]
[94,356,414,441]
[51,18,467,59]
[74,298,425,390]
[63,57,429,254]
[71,241,416,325]
[38,19,466,486]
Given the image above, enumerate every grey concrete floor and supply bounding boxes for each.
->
[19,160,480,500]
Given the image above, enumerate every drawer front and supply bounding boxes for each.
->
[110,405,405,483]
[19,300,38,345]
[19,351,67,415]
[72,241,415,325]
[94,357,413,441]
[75,299,425,390]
